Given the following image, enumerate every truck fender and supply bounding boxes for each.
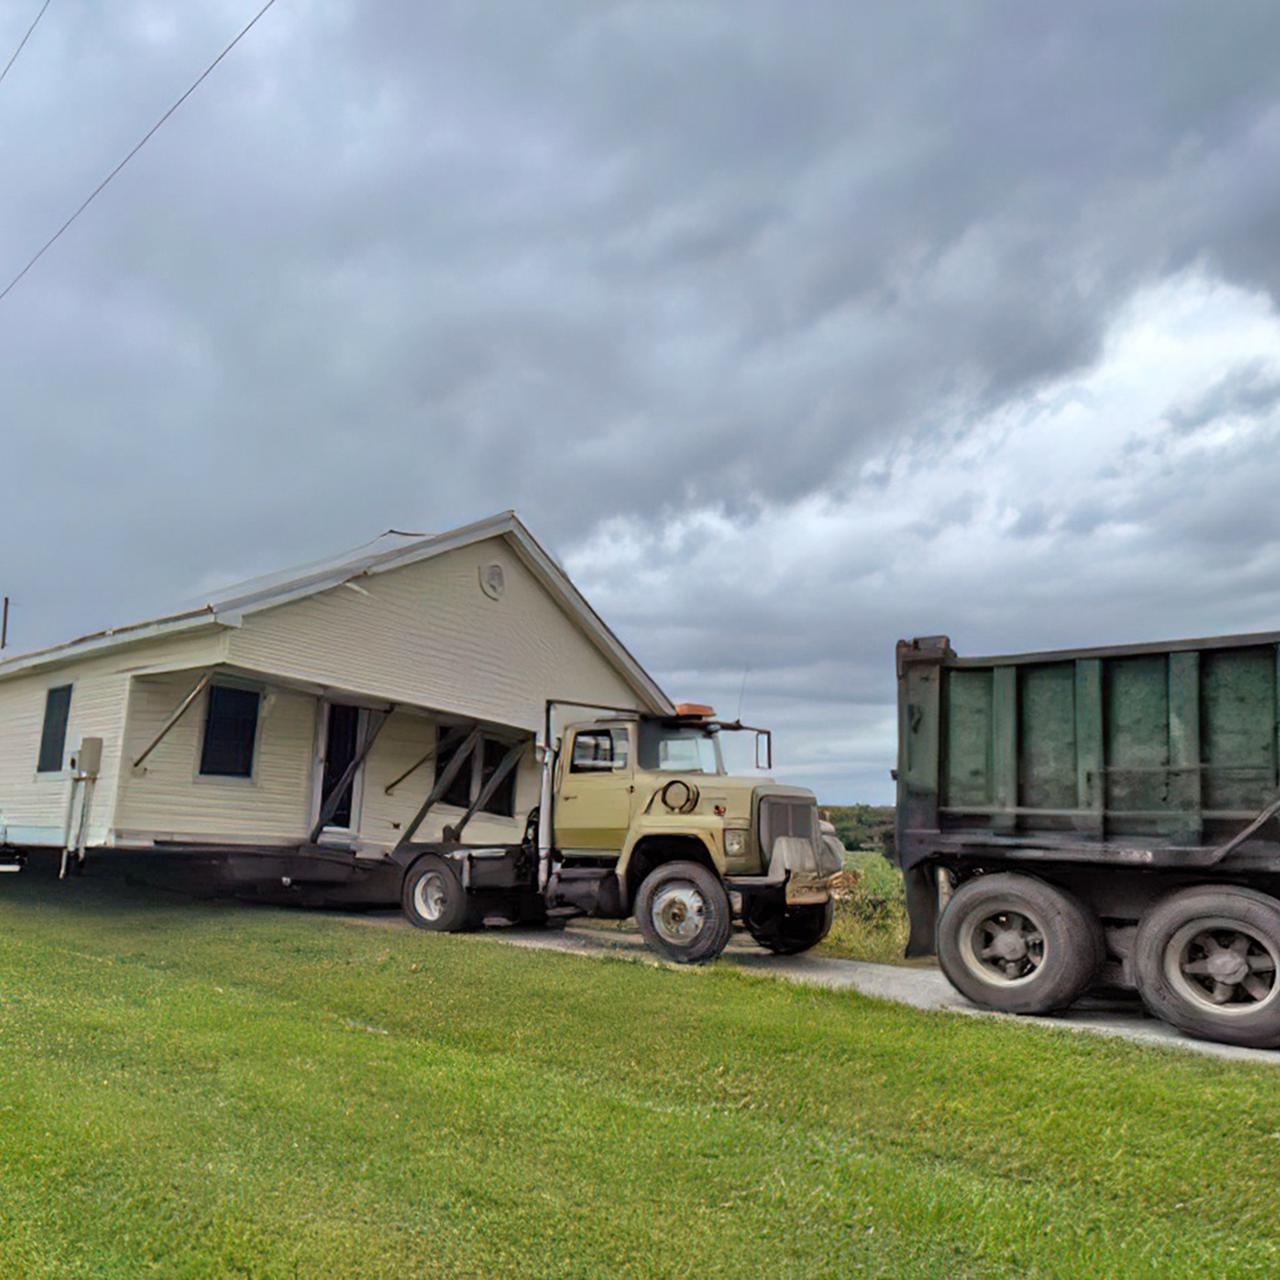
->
[616,827,724,908]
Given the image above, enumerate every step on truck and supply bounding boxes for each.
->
[393,701,843,964]
[895,632,1280,1049]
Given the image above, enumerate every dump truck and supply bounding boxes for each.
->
[895,632,1280,1048]
[386,701,843,963]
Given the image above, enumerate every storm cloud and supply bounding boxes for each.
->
[3,2,1280,799]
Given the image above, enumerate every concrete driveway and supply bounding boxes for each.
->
[339,911,1280,1066]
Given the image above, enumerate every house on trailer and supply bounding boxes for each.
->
[0,512,671,866]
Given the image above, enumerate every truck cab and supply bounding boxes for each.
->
[546,705,843,961]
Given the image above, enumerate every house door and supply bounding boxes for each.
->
[320,703,364,832]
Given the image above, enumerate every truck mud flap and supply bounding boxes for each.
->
[902,864,937,958]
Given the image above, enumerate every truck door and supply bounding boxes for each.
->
[554,726,633,855]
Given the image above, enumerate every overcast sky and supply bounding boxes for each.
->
[3,2,1280,802]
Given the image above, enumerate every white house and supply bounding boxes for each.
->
[0,512,671,862]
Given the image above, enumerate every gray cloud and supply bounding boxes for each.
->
[3,2,1280,798]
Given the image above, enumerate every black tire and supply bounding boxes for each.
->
[401,855,472,932]
[937,872,1103,1014]
[1133,885,1280,1049]
[634,860,732,964]
[747,900,835,955]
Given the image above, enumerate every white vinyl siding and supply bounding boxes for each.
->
[224,538,642,732]
[0,631,226,847]
[115,672,317,844]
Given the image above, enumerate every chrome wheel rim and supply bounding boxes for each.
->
[651,882,707,945]
[958,903,1047,986]
[413,871,449,922]
[1165,917,1280,1015]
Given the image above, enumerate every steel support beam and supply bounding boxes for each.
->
[444,740,527,842]
[383,723,469,795]
[131,672,213,769]
[394,727,482,851]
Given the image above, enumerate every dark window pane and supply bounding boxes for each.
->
[321,704,361,828]
[37,685,72,773]
[480,737,518,817]
[434,733,474,808]
[200,685,260,778]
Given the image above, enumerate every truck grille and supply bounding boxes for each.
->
[758,797,817,856]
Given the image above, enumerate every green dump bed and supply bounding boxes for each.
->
[896,632,1280,874]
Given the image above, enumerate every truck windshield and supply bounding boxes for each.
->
[637,723,724,774]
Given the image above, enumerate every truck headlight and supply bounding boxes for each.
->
[724,828,749,856]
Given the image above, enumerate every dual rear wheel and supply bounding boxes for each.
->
[937,872,1280,1047]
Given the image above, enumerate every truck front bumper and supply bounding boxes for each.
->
[725,834,844,907]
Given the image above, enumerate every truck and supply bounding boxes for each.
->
[895,632,1280,1048]
[389,700,843,963]
[77,699,842,965]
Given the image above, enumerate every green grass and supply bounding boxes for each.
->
[2,867,1280,1277]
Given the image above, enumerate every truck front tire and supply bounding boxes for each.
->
[635,860,732,965]
[402,855,472,932]
[1133,885,1280,1048]
[937,872,1103,1014]
[747,900,834,955]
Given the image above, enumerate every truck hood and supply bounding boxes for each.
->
[637,775,815,824]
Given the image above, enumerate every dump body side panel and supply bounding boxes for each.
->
[901,634,1280,875]
[895,633,1280,951]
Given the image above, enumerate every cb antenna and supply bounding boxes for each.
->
[736,665,750,721]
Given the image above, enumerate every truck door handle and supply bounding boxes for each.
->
[561,794,577,802]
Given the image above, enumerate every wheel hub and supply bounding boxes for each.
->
[414,871,447,922]
[960,907,1046,985]
[991,929,1029,962]
[1167,920,1280,1013]
[1206,950,1249,984]
[651,883,706,945]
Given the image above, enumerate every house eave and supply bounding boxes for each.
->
[0,611,227,683]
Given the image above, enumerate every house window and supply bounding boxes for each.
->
[37,684,73,773]
[434,734,476,809]
[199,685,261,778]
[480,737,518,817]
[434,732,524,816]
[571,728,628,773]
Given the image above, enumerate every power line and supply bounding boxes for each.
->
[0,0,281,305]
[0,0,52,89]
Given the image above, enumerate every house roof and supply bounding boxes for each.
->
[0,511,674,715]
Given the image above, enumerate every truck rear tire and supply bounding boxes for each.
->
[1133,885,1280,1048]
[747,900,834,955]
[937,873,1103,1014]
[402,855,472,932]
[635,861,732,965]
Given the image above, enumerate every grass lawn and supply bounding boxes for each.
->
[2,866,1279,1278]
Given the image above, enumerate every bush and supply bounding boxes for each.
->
[823,804,894,855]
[823,850,909,964]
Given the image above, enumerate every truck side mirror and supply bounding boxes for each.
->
[755,730,772,770]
